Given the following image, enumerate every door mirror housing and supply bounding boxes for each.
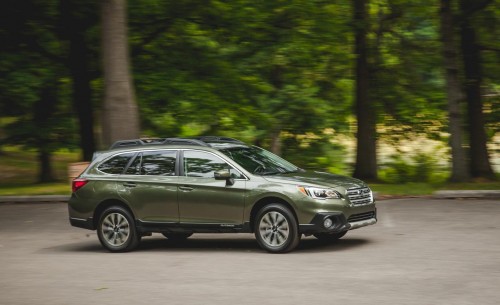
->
[214,170,234,186]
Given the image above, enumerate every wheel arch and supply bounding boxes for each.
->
[249,196,298,233]
[93,199,134,229]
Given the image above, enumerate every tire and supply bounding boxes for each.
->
[254,204,300,253]
[97,206,141,252]
[313,230,347,242]
[161,232,193,241]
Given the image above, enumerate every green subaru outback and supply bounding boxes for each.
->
[68,137,376,253]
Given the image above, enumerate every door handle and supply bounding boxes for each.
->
[123,182,137,187]
[179,185,194,191]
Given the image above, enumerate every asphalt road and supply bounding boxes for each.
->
[0,199,499,305]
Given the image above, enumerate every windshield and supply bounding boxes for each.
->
[219,146,299,175]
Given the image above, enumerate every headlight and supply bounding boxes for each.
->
[297,186,341,200]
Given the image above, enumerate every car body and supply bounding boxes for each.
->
[68,137,376,253]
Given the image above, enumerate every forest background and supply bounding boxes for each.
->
[0,0,498,195]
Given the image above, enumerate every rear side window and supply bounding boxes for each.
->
[98,153,135,174]
[125,154,142,175]
[141,151,177,176]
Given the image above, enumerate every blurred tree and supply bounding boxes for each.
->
[33,84,57,182]
[59,0,98,161]
[0,0,76,182]
[459,0,496,179]
[440,0,469,182]
[129,0,353,158]
[352,0,378,181]
[4,79,74,182]
[101,0,140,147]
[1,0,497,183]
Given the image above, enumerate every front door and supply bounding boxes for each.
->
[177,150,246,225]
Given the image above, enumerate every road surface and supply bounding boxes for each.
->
[0,199,499,305]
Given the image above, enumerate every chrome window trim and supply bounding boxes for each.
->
[96,149,179,176]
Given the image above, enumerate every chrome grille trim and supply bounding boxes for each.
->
[347,187,373,205]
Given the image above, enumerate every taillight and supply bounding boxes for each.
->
[72,178,89,193]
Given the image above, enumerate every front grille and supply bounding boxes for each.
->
[348,212,376,223]
[347,187,373,205]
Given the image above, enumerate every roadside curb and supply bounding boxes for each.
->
[432,190,500,200]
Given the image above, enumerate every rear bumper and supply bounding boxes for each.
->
[69,217,95,230]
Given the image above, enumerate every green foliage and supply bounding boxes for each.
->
[130,0,355,143]
[280,133,350,176]
[0,0,498,185]
[379,152,448,184]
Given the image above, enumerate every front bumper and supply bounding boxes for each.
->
[299,209,377,234]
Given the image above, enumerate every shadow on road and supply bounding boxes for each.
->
[297,237,372,253]
[42,236,373,254]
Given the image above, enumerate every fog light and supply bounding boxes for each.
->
[323,218,333,228]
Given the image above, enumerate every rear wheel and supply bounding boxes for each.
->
[254,204,300,253]
[161,232,193,241]
[97,206,141,252]
[313,231,347,242]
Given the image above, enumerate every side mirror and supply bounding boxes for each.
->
[214,170,234,186]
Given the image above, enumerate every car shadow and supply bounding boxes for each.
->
[297,237,372,253]
[43,235,373,254]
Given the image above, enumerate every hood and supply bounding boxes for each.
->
[262,170,366,189]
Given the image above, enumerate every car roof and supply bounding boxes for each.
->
[92,137,250,161]
[109,136,245,150]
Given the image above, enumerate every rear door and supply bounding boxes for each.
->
[117,150,179,223]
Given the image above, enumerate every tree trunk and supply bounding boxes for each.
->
[60,0,96,161]
[70,37,96,161]
[352,0,377,181]
[459,0,495,179]
[38,149,55,183]
[34,86,56,183]
[101,0,140,148]
[440,0,469,182]
[270,129,282,155]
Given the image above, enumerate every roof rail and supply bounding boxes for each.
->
[109,139,159,150]
[195,136,245,144]
[109,137,211,150]
[162,138,210,147]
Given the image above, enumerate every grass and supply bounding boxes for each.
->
[0,145,498,196]
[0,183,71,196]
[0,146,79,196]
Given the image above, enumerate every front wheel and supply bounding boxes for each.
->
[97,206,141,252]
[254,204,300,253]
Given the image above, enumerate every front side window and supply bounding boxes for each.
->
[183,151,244,179]
[219,146,298,175]
[98,153,135,174]
[141,151,177,176]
